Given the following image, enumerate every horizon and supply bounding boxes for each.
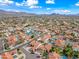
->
[0,0,79,14]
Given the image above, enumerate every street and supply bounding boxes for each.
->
[21,48,41,59]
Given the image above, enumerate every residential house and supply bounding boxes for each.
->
[1,52,14,59]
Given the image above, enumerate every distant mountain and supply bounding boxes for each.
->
[0,10,36,17]
[0,9,79,17]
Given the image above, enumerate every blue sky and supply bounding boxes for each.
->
[0,0,79,14]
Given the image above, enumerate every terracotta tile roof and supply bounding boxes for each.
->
[58,35,64,40]
[44,44,52,52]
[49,52,60,59]
[72,43,79,49]
[25,35,31,41]
[30,40,40,51]
[18,32,25,39]
[7,35,16,45]
[37,44,46,51]
[55,39,65,47]
[41,34,52,41]
[54,30,60,34]
[43,34,51,39]
[36,43,52,52]
[9,50,17,55]
[1,52,13,59]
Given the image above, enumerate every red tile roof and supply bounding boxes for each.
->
[49,52,60,59]
[7,35,16,45]
[1,52,14,59]
[55,39,65,47]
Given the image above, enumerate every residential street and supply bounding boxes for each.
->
[21,48,41,59]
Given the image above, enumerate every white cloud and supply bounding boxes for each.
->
[12,10,21,12]
[15,2,24,6]
[0,0,41,9]
[0,0,14,5]
[75,2,79,6]
[29,5,42,8]
[54,9,71,13]
[1,0,13,4]
[7,9,21,12]
[46,0,55,4]
[25,0,38,6]
[46,8,51,10]
[15,0,40,8]
[62,10,71,13]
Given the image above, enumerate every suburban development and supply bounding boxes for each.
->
[0,10,79,59]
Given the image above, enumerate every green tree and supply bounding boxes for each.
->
[50,46,63,55]
[42,50,48,59]
[63,44,74,59]
[31,34,34,38]
[74,51,79,58]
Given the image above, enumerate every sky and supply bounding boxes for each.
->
[0,0,79,14]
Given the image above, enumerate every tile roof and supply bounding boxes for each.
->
[55,39,65,47]
[49,52,60,59]
[1,52,13,59]
[7,34,16,45]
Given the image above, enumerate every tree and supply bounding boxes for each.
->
[74,51,79,58]
[63,44,74,59]
[42,50,48,59]
[4,43,10,50]
[50,46,63,56]
[31,34,34,38]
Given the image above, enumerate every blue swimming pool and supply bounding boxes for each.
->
[61,56,77,59]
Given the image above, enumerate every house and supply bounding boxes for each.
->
[25,34,31,41]
[1,52,14,59]
[55,39,65,47]
[7,34,16,46]
[30,40,40,52]
[44,44,52,52]
[41,34,52,41]
[58,35,64,40]
[49,52,60,59]
[36,42,52,52]
[9,50,17,55]
[72,42,79,51]
[54,30,60,35]
[18,31,26,41]
[43,34,51,39]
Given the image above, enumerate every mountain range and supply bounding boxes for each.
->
[0,9,79,17]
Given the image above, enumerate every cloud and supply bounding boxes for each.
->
[46,0,55,4]
[0,0,14,4]
[46,8,51,10]
[15,0,40,8]
[7,9,21,12]
[25,0,38,6]
[0,0,41,9]
[75,2,79,6]
[15,2,24,6]
[29,5,42,8]
[54,9,71,13]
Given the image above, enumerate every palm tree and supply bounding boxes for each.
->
[74,51,79,58]
[63,44,74,59]
[42,50,48,59]
[50,46,63,56]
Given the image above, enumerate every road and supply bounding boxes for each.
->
[0,40,34,54]
[21,48,41,59]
